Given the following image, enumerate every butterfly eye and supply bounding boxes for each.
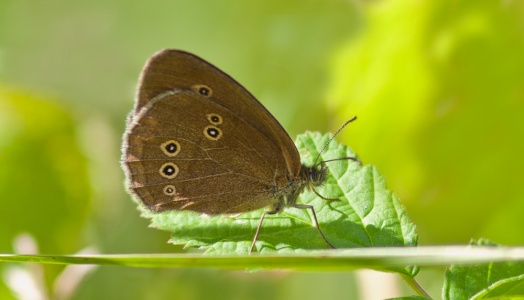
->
[309,166,326,184]
[311,170,319,181]
[192,84,213,97]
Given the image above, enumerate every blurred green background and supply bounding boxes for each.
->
[1,0,523,299]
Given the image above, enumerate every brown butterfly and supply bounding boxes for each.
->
[121,49,357,252]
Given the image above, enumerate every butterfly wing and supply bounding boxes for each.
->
[122,50,301,214]
[134,50,300,175]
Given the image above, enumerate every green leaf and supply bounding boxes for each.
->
[138,132,417,274]
[443,239,524,300]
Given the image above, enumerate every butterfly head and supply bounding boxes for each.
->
[302,162,328,189]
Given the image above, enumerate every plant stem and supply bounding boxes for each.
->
[401,274,431,299]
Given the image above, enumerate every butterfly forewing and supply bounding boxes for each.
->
[134,50,301,173]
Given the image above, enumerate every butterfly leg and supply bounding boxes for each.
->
[249,209,278,254]
[293,204,335,249]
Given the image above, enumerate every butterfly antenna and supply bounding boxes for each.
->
[313,116,357,166]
